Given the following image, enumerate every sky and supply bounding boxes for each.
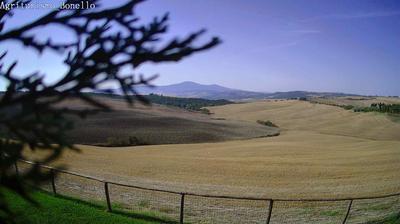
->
[0,0,400,95]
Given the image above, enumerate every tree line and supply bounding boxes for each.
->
[354,103,400,114]
[84,92,233,112]
[145,93,232,112]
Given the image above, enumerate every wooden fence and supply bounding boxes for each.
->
[16,159,400,224]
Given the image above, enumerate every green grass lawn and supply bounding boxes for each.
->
[2,190,176,224]
[2,189,399,224]
[366,213,400,224]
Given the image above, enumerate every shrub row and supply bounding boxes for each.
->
[145,94,232,111]
[105,136,146,147]
[257,120,279,128]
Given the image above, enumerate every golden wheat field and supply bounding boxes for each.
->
[26,100,400,199]
[310,96,400,108]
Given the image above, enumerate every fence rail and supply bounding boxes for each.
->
[15,159,400,224]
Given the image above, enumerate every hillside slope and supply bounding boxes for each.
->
[57,96,279,146]
[209,100,400,141]
[27,100,400,199]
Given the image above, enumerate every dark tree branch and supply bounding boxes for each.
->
[0,0,220,222]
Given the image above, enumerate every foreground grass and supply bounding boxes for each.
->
[3,190,176,224]
[367,213,400,224]
[2,189,399,224]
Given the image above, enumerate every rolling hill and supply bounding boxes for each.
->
[27,99,400,199]
[54,95,279,146]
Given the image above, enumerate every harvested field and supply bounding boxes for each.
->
[22,99,400,223]
[26,100,400,199]
[310,96,400,108]
[57,96,279,145]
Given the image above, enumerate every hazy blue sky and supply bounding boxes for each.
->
[1,0,400,95]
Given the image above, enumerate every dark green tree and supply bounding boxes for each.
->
[0,0,220,222]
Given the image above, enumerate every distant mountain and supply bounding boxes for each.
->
[136,81,270,100]
[100,81,359,100]
[134,81,360,100]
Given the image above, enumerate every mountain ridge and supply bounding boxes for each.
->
[130,81,360,100]
[136,81,269,100]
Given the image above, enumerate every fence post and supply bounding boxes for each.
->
[342,199,353,224]
[50,169,57,195]
[104,182,112,212]
[180,193,185,224]
[266,199,274,224]
[14,162,19,177]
